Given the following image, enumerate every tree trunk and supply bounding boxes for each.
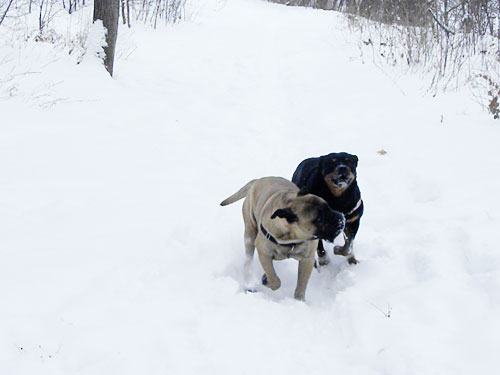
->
[120,0,126,24]
[497,0,500,56]
[93,0,119,76]
[126,0,130,28]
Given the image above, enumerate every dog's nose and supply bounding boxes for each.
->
[337,165,349,175]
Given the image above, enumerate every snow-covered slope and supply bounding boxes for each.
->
[1,1,499,374]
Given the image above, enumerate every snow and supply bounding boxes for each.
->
[84,20,107,66]
[1,0,500,374]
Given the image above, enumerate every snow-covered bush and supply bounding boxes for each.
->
[127,0,186,28]
[345,10,500,118]
[268,0,500,118]
[0,0,188,35]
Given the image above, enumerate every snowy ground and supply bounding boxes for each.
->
[1,0,500,374]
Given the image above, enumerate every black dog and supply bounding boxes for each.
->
[292,152,363,265]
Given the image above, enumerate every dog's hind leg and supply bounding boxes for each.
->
[242,199,258,289]
[243,226,257,286]
[242,197,258,291]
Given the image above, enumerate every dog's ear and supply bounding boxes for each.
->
[297,186,311,196]
[271,208,298,223]
[349,154,359,167]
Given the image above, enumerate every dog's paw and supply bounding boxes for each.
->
[347,256,358,265]
[318,254,330,266]
[262,274,281,290]
[333,245,348,256]
[269,279,281,290]
[294,292,306,301]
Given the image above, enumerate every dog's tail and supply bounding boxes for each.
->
[220,180,256,206]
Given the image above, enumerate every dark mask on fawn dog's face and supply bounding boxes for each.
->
[321,152,358,195]
[271,193,345,243]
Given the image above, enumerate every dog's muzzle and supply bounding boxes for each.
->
[331,165,352,187]
[321,215,345,243]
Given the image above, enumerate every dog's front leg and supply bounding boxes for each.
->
[334,217,360,264]
[334,235,358,264]
[258,253,281,291]
[337,201,364,264]
[317,240,331,266]
[294,256,315,301]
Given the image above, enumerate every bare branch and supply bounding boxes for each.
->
[427,7,455,36]
[0,0,14,27]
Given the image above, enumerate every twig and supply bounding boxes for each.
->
[442,1,466,17]
[427,8,455,37]
[0,0,14,27]
[368,301,392,318]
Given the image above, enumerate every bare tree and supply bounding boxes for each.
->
[93,0,119,76]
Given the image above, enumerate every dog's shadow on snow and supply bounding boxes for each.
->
[220,241,358,305]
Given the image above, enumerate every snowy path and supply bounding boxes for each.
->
[1,0,500,374]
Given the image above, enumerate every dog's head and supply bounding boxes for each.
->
[320,152,358,195]
[271,193,345,243]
